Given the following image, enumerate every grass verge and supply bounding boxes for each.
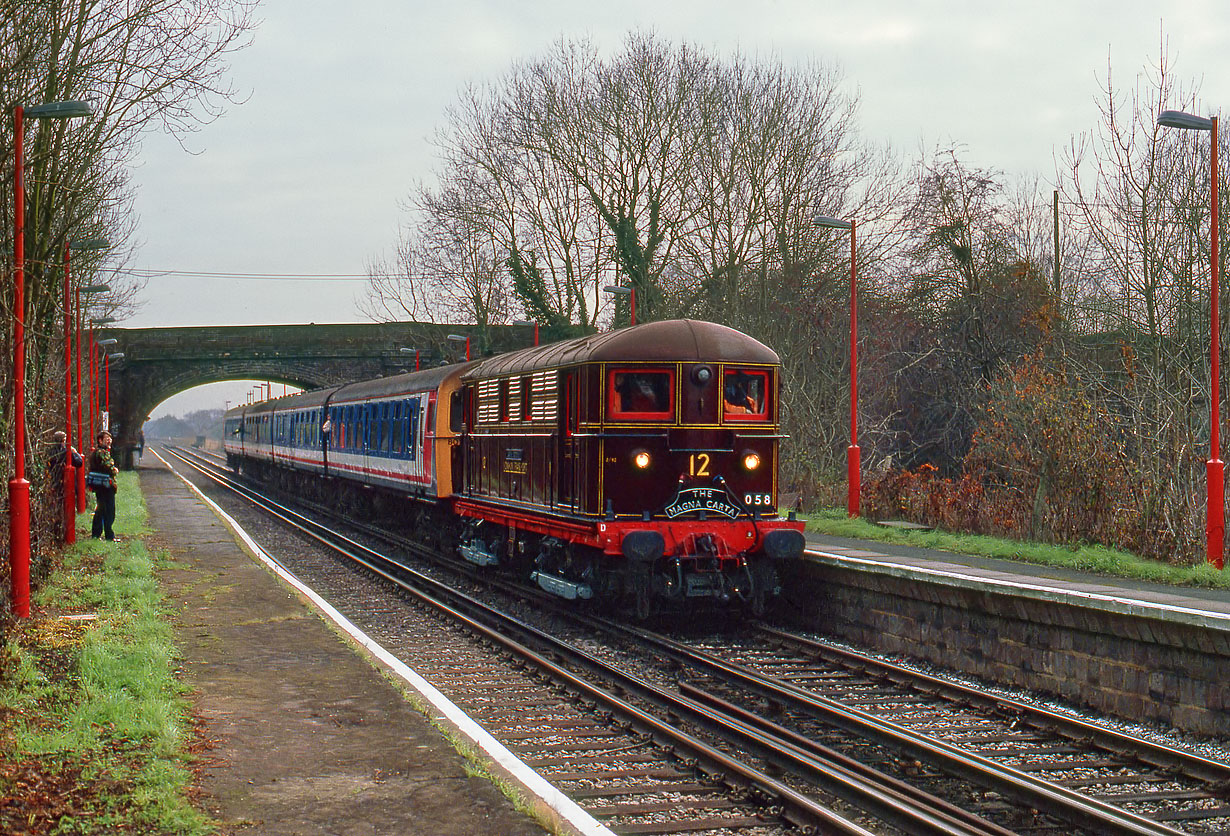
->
[0,471,214,835]
[804,508,1230,590]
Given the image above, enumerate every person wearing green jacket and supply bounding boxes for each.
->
[88,430,120,541]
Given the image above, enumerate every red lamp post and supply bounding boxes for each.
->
[447,333,471,361]
[63,248,110,527]
[61,244,77,543]
[1158,109,1224,569]
[604,285,636,326]
[64,244,110,533]
[10,100,92,617]
[74,284,85,508]
[88,328,96,440]
[104,352,124,418]
[514,319,540,346]
[814,214,860,518]
[88,320,115,440]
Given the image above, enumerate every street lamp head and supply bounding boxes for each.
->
[1157,110,1215,131]
[446,334,466,342]
[96,338,118,346]
[105,352,125,361]
[603,285,631,296]
[90,317,115,325]
[813,215,853,230]
[69,238,110,251]
[23,101,93,120]
[399,347,418,353]
[80,284,110,293]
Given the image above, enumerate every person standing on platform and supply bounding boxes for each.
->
[136,429,145,461]
[88,430,121,541]
[49,431,83,539]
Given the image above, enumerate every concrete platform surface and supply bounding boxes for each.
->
[804,531,1230,626]
[142,460,550,836]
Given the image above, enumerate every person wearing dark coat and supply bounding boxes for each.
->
[88,430,121,541]
[49,431,83,538]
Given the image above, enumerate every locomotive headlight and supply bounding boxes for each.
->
[742,451,762,471]
[633,450,652,469]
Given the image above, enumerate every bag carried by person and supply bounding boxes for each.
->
[85,471,113,490]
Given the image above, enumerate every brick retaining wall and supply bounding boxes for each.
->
[777,557,1230,738]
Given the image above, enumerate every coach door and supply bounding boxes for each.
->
[556,370,578,512]
[450,388,466,495]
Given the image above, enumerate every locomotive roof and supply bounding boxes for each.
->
[462,319,778,381]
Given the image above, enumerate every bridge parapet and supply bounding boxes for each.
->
[94,321,533,468]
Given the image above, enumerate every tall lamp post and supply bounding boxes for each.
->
[447,333,471,361]
[399,346,421,370]
[75,283,108,509]
[89,326,116,444]
[814,214,860,518]
[103,352,124,424]
[603,285,636,326]
[513,319,540,346]
[92,336,116,435]
[62,240,109,540]
[10,100,92,618]
[1158,109,1224,569]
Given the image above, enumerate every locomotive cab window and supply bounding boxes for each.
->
[609,369,673,420]
[723,369,770,420]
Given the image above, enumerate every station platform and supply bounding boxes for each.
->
[140,457,564,836]
[802,530,1230,628]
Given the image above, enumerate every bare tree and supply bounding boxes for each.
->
[363,182,515,356]
[1058,46,1205,342]
[368,33,904,495]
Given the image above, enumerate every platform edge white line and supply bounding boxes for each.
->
[155,451,616,836]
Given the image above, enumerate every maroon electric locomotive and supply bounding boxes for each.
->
[453,319,804,615]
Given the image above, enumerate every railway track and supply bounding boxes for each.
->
[162,447,876,835]
[159,446,1230,835]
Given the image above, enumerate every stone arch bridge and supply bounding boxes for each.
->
[97,321,532,468]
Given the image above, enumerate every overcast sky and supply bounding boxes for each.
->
[126,0,1230,417]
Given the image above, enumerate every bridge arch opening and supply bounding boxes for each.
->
[141,379,304,449]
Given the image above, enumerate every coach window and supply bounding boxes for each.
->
[723,369,770,421]
[409,401,421,460]
[608,369,673,420]
[495,379,507,422]
[521,376,533,420]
